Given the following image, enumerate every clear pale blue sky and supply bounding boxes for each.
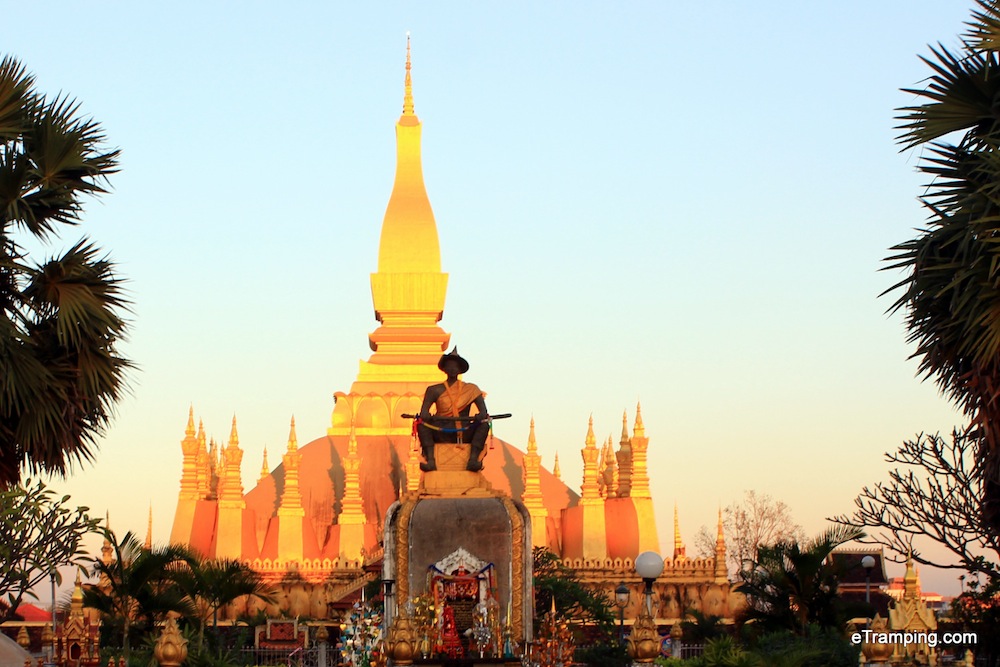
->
[4,2,980,596]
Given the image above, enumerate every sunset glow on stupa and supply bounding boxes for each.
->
[166,40,736,623]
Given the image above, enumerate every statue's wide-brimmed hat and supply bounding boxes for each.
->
[438,347,469,374]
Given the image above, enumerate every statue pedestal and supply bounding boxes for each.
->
[384,464,532,644]
[421,444,493,496]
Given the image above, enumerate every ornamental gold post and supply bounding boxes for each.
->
[627,551,664,664]
[386,602,417,665]
[153,617,187,667]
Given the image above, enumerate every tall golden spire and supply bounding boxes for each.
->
[522,417,548,548]
[616,410,633,497]
[218,416,244,504]
[630,402,651,499]
[403,33,414,117]
[714,506,728,581]
[339,422,367,560]
[178,408,200,502]
[276,416,305,563]
[628,401,658,553]
[578,415,607,559]
[259,446,270,481]
[173,408,201,547]
[580,416,600,500]
[330,33,452,434]
[70,570,84,612]
[215,415,246,560]
[100,512,113,589]
[673,503,686,559]
[279,418,303,514]
[375,34,441,274]
[340,422,365,524]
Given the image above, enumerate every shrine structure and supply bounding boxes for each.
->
[167,38,741,629]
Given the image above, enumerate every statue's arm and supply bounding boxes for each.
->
[419,386,441,420]
[473,393,488,419]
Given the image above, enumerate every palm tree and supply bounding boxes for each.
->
[173,556,274,650]
[890,0,1000,536]
[83,531,195,661]
[0,55,130,487]
[735,525,864,635]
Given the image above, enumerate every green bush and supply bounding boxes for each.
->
[575,640,630,667]
[752,626,858,667]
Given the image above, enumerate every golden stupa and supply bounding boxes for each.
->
[167,39,737,624]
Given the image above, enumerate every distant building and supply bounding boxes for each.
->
[830,548,892,616]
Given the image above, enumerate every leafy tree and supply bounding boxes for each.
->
[694,490,803,577]
[947,576,1000,663]
[735,525,865,636]
[680,609,727,643]
[0,55,129,487]
[83,531,195,662]
[532,547,626,666]
[173,557,273,650]
[830,427,1000,581]
[887,0,1000,536]
[0,478,100,622]
[532,547,615,633]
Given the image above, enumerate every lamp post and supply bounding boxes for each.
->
[861,554,876,636]
[626,551,664,664]
[861,555,875,605]
[614,582,629,644]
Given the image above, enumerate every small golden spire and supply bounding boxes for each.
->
[403,32,414,116]
[102,511,113,561]
[673,503,686,559]
[287,416,298,452]
[527,416,538,453]
[581,416,601,500]
[620,410,629,443]
[585,415,597,449]
[100,511,114,586]
[260,446,270,481]
[186,405,195,437]
[197,419,206,445]
[229,415,239,448]
[340,421,364,524]
[553,452,561,480]
[72,570,84,605]
[278,421,303,515]
[714,506,728,580]
[634,401,645,437]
